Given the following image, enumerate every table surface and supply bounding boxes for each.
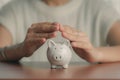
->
[0,61,120,80]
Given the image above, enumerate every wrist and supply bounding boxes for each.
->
[3,43,25,61]
[0,47,8,61]
[87,47,103,63]
[20,42,29,57]
[94,47,103,63]
[17,42,27,57]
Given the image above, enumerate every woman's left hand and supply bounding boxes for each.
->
[59,25,101,63]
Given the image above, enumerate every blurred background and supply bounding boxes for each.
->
[105,0,120,14]
[0,0,120,13]
[0,0,11,9]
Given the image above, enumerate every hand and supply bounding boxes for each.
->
[59,25,101,63]
[22,22,60,57]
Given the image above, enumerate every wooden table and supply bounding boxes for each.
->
[0,62,120,80]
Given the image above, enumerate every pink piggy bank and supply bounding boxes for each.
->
[47,40,72,69]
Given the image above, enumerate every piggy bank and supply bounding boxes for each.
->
[47,40,72,69]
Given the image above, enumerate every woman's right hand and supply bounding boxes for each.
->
[22,22,59,57]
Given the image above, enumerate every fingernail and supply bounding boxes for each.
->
[71,42,76,47]
[59,25,64,31]
[62,32,67,38]
[53,22,60,29]
[41,38,46,42]
[53,26,59,31]
[51,32,57,37]
[52,22,59,26]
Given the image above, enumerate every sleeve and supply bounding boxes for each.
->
[94,0,120,46]
[0,2,18,44]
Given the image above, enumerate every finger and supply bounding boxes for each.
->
[52,22,60,26]
[59,25,87,36]
[60,25,77,34]
[71,41,93,50]
[62,32,88,42]
[60,25,86,36]
[31,22,59,33]
[25,38,46,56]
[30,38,46,47]
[33,32,57,39]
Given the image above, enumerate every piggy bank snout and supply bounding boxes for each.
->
[53,54,63,61]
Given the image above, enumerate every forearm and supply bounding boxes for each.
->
[0,43,25,62]
[0,25,12,47]
[96,46,120,63]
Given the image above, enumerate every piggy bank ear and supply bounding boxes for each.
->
[48,40,56,47]
[63,40,70,46]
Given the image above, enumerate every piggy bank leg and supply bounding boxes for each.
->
[63,64,68,69]
[51,64,57,69]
